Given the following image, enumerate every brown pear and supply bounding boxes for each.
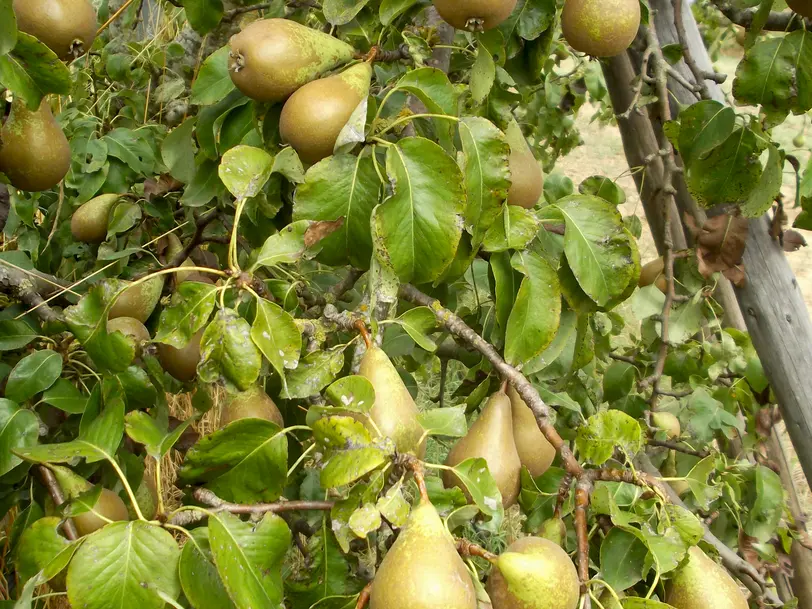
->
[505,120,543,209]
[221,385,284,428]
[228,19,356,103]
[48,465,129,536]
[433,0,518,30]
[13,0,97,60]
[358,345,426,458]
[0,98,70,192]
[788,0,812,18]
[666,546,748,609]
[507,386,556,479]
[444,391,522,507]
[70,194,121,243]
[561,0,641,58]
[370,498,477,609]
[639,257,667,294]
[279,62,372,164]
[107,316,150,343]
[109,276,164,323]
[487,537,580,609]
[157,328,203,382]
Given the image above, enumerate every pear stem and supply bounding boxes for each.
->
[355,582,373,609]
[354,319,372,349]
[403,456,429,502]
[455,538,497,563]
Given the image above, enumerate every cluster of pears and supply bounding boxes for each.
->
[228,19,370,164]
[561,0,641,57]
[443,385,556,507]
[13,0,97,60]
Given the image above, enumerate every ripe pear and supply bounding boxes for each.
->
[487,537,580,609]
[505,120,543,209]
[13,0,97,60]
[107,316,150,344]
[639,257,667,294]
[507,386,556,479]
[109,276,164,323]
[0,98,70,192]
[221,385,284,428]
[666,546,748,609]
[358,345,426,458]
[651,411,681,440]
[280,62,372,164]
[444,391,522,507]
[228,18,356,103]
[157,327,203,382]
[49,465,129,536]
[787,0,812,18]
[71,194,120,243]
[561,0,641,58]
[433,0,518,30]
[370,498,477,609]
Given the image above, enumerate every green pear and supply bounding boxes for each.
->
[70,194,121,243]
[666,546,748,609]
[561,0,641,58]
[651,411,681,440]
[228,18,356,103]
[165,232,195,284]
[538,516,567,548]
[507,386,556,478]
[0,98,71,192]
[157,327,203,382]
[279,62,372,164]
[370,499,477,609]
[597,590,624,609]
[444,391,522,507]
[13,0,97,59]
[108,276,164,323]
[107,316,150,347]
[221,385,284,428]
[487,537,580,609]
[49,465,129,537]
[358,345,426,458]
[505,120,543,209]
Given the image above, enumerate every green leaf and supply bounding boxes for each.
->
[6,350,62,403]
[554,195,635,307]
[0,0,16,56]
[323,0,370,25]
[673,101,736,167]
[281,347,345,400]
[449,457,504,527]
[179,419,288,503]
[504,251,561,366]
[183,0,225,34]
[682,454,723,510]
[293,154,380,268]
[125,411,193,459]
[313,417,392,488]
[482,204,540,253]
[417,405,467,437]
[79,382,125,463]
[155,282,218,348]
[600,528,647,592]
[741,144,783,217]
[660,292,704,345]
[0,33,71,108]
[162,118,198,184]
[579,176,626,206]
[388,68,458,148]
[745,465,783,542]
[182,159,227,207]
[603,362,637,403]
[199,309,262,391]
[471,42,496,103]
[67,521,180,609]
[179,528,236,609]
[41,379,87,414]
[374,137,466,284]
[0,319,36,351]
[252,220,318,270]
[15,517,78,586]
[0,399,38,476]
[209,512,290,609]
[457,117,511,246]
[393,307,438,351]
[380,0,420,24]
[219,145,274,200]
[348,503,381,538]
[376,482,410,526]
[250,298,302,385]
[575,410,643,465]
[103,128,156,175]
[501,0,556,41]
[191,46,235,105]
[324,376,375,413]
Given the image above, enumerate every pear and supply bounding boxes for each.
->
[787,0,812,18]
[433,0,518,31]
[221,385,284,428]
[165,232,195,284]
[228,18,356,103]
[487,537,580,609]
[538,516,567,548]
[49,465,129,537]
[279,62,372,164]
[561,0,641,58]
[109,276,164,323]
[639,257,667,294]
[507,386,556,479]
[358,345,426,458]
[370,498,477,609]
[651,411,681,440]
[505,120,543,209]
[13,0,97,60]
[70,194,120,243]
[666,546,748,609]
[157,328,203,382]
[596,590,623,609]
[107,316,150,344]
[131,474,159,520]
[0,98,70,192]
[443,391,522,507]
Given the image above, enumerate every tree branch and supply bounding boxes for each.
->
[165,208,221,270]
[709,0,810,31]
[0,262,64,323]
[648,438,710,458]
[38,466,78,540]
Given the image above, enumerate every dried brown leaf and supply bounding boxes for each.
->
[304,218,345,248]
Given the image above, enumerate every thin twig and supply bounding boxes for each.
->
[165,209,221,270]
[38,466,78,541]
[97,0,136,35]
[648,438,710,458]
[456,538,498,562]
[193,488,333,514]
[709,0,809,31]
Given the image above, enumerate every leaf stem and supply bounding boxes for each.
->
[229,197,248,272]
[374,113,460,137]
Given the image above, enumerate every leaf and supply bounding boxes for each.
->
[5,350,62,403]
[181,159,227,207]
[684,389,745,445]
[250,299,302,384]
[292,154,380,268]
[575,410,643,465]
[323,0,370,25]
[15,517,78,585]
[219,145,274,200]
[417,405,467,437]
[554,195,635,307]
[103,128,156,175]
[0,399,38,476]
[374,137,466,284]
[600,528,647,592]
[199,309,262,391]
[449,457,504,527]
[179,419,288,503]
[0,0,16,56]
[281,348,346,400]
[741,145,783,217]
[252,220,319,270]
[271,147,305,183]
[673,101,736,168]
[0,33,71,108]
[501,0,557,41]
[179,528,236,609]
[389,69,458,148]
[376,483,410,526]
[312,417,392,488]
[162,118,198,184]
[348,503,381,538]
[41,379,87,414]
[380,0,420,24]
[457,117,511,246]
[579,176,626,206]
[504,251,561,366]
[183,0,224,34]
[155,282,218,348]
[191,46,235,105]
[209,512,290,609]
[471,42,496,103]
[79,382,125,462]
[393,307,438,351]
[482,203,540,254]
[745,465,784,542]
[0,319,36,351]
[324,376,375,413]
